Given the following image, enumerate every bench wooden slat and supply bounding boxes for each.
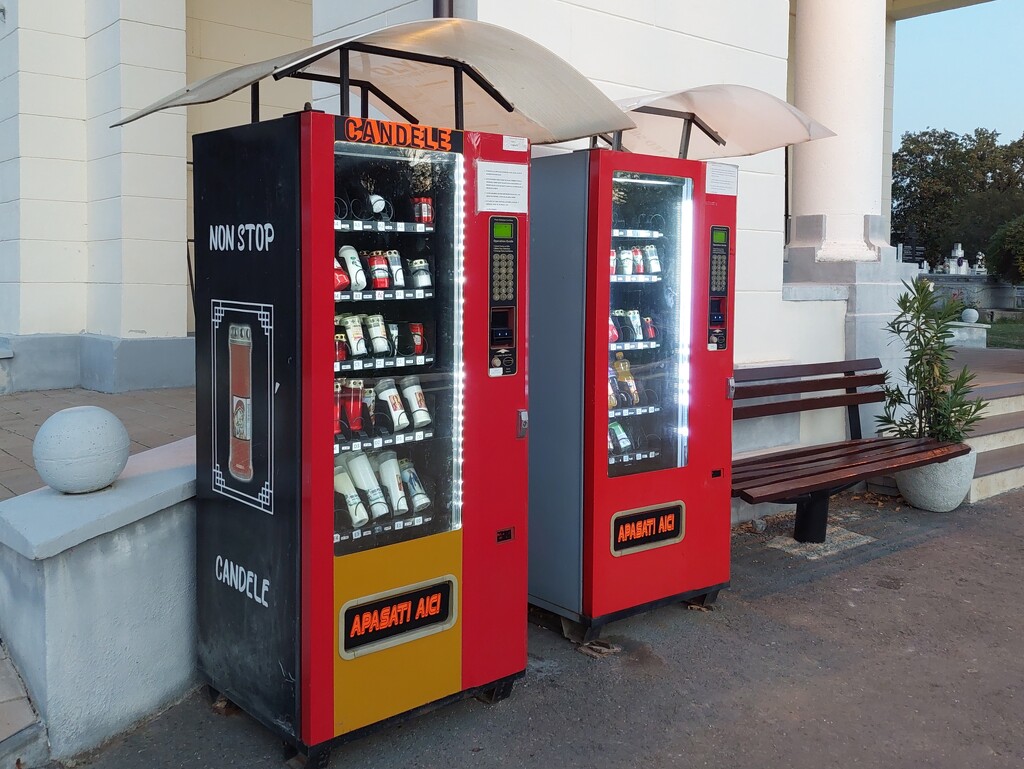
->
[733,357,881,383]
[733,390,883,420]
[736,442,970,504]
[732,437,919,475]
[731,438,923,483]
[733,372,886,401]
[732,437,899,468]
[732,438,944,489]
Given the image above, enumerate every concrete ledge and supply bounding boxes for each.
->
[0,334,195,394]
[0,437,196,560]
[949,321,989,349]
[782,283,850,302]
[0,438,198,760]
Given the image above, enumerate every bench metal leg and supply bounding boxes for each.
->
[793,492,829,543]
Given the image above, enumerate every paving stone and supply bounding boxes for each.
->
[0,468,43,495]
[0,660,26,704]
[0,452,22,473]
[0,698,35,742]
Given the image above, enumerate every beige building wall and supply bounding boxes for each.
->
[475,0,846,369]
[185,0,312,330]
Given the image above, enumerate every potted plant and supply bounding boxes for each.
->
[876,279,987,511]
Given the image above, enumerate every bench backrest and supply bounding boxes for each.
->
[733,358,885,440]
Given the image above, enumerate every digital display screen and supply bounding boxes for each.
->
[492,221,514,239]
[712,229,728,244]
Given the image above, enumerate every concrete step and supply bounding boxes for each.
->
[973,381,1024,417]
[970,444,1024,503]
[966,411,1024,454]
[0,645,48,769]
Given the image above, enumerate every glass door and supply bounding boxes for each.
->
[331,142,464,554]
[607,171,694,478]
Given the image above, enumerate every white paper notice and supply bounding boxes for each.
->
[502,135,528,152]
[477,161,529,213]
[706,163,739,197]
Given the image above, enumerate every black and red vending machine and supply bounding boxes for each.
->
[194,111,530,762]
[528,148,736,640]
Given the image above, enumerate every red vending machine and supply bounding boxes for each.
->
[528,148,736,641]
[194,111,529,763]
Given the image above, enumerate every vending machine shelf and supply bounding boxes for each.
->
[608,405,662,418]
[334,354,435,372]
[334,428,436,454]
[611,229,663,239]
[335,510,435,548]
[335,288,434,302]
[608,450,660,465]
[334,219,434,233]
[609,341,660,351]
[610,274,662,284]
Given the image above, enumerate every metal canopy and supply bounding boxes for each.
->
[598,85,835,160]
[112,18,635,145]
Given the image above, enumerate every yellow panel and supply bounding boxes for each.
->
[333,530,462,735]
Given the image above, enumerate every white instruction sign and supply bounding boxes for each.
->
[477,161,529,213]
[706,163,739,197]
[502,135,528,152]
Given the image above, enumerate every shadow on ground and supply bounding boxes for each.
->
[66,491,1024,769]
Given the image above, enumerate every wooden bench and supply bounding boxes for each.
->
[731,358,970,543]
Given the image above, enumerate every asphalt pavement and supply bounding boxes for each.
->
[67,490,1024,769]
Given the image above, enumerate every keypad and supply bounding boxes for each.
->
[710,254,728,293]
[491,252,515,302]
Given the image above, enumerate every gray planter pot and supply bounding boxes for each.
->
[895,448,977,512]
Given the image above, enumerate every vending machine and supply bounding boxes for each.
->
[528,148,736,641]
[193,110,529,762]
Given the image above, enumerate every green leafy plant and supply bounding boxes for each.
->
[987,213,1024,283]
[876,279,987,443]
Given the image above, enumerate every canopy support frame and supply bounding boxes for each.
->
[631,106,726,159]
[289,72,420,125]
[273,41,515,131]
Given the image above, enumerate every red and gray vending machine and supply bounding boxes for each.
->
[194,110,530,763]
[528,148,737,640]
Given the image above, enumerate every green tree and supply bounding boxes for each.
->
[892,128,1024,269]
[987,214,1024,282]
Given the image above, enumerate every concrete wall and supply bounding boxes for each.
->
[185,0,311,331]
[0,0,189,339]
[0,438,197,761]
[473,0,834,370]
[311,0,434,115]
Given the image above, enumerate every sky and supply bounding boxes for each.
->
[893,0,1024,143]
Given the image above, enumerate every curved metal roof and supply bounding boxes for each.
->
[113,18,634,144]
[615,85,835,160]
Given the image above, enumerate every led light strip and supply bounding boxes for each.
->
[451,153,466,528]
[676,184,695,467]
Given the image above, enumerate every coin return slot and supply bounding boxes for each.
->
[490,308,515,348]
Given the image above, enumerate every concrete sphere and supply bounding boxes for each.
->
[33,406,131,494]
[961,308,980,324]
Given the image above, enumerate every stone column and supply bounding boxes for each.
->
[789,0,888,262]
[785,0,917,429]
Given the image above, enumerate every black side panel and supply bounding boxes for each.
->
[527,151,590,616]
[193,115,302,737]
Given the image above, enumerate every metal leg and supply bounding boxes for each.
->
[793,492,830,543]
[476,677,515,705]
[560,616,601,644]
[688,589,720,607]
